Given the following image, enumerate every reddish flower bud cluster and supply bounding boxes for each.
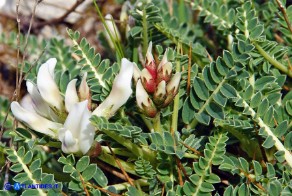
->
[135,42,181,118]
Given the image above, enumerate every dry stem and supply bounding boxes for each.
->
[275,0,292,34]
[107,143,134,186]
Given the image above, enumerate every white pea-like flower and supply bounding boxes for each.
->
[11,58,94,154]
[37,58,63,111]
[93,58,134,118]
[11,101,62,138]
[58,100,95,154]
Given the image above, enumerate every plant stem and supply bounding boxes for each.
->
[152,113,162,133]
[100,129,156,165]
[242,98,292,168]
[92,0,123,59]
[133,46,138,64]
[140,114,153,131]
[104,179,149,191]
[101,146,136,158]
[171,44,182,135]
[254,42,292,78]
[142,6,148,56]
[275,0,292,34]
[97,151,137,175]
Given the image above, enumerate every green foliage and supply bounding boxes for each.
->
[183,133,228,195]
[67,29,120,102]
[58,154,106,195]
[149,131,184,158]
[1,0,292,195]
[220,156,291,195]
[3,147,62,195]
[135,157,156,179]
[187,0,235,31]
[183,50,247,127]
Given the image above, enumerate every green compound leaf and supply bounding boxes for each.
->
[82,164,97,181]
[76,156,90,172]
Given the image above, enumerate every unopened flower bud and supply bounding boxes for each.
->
[136,80,157,117]
[162,73,181,107]
[157,62,172,83]
[79,73,90,101]
[145,41,157,79]
[166,72,181,94]
[133,62,141,83]
[157,50,173,83]
[141,68,156,93]
[153,81,166,106]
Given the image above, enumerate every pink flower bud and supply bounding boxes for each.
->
[141,68,156,93]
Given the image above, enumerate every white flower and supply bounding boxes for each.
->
[26,81,60,122]
[154,80,166,99]
[104,14,121,49]
[58,100,95,154]
[11,58,95,155]
[93,58,134,118]
[11,102,62,138]
[37,58,63,110]
[65,79,79,112]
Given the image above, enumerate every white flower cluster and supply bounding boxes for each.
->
[11,58,134,155]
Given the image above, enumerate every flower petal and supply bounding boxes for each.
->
[20,94,37,114]
[37,58,63,110]
[141,68,156,93]
[158,49,168,70]
[63,100,89,139]
[58,128,79,154]
[65,79,79,112]
[93,58,134,118]
[26,81,51,118]
[11,101,61,138]
[146,41,154,64]
[79,107,95,154]
[155,80,166,97]
[133,62,141,83]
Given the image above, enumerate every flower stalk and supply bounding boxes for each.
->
[171,45,182,135]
